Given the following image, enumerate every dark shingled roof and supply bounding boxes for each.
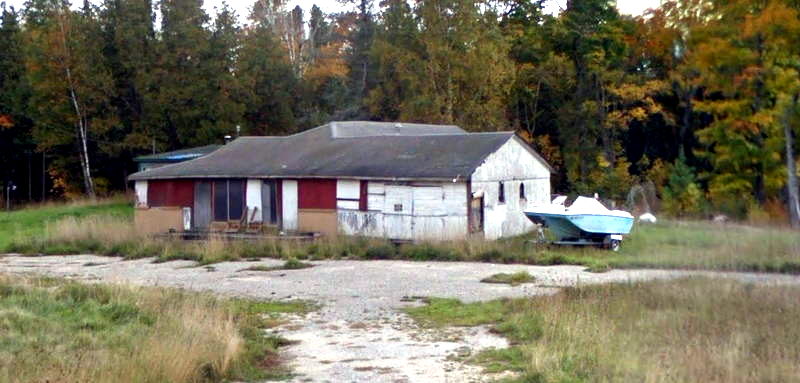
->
[134,144,221,163]
[129,121,549,181]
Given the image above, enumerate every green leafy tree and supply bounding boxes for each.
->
[25,0,117,197]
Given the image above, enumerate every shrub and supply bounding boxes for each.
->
[399,243,459,261]
[662,157,705,217]
[364,243,396,259]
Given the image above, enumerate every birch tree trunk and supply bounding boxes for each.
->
[56,6,95,198]
[785,96,800,228]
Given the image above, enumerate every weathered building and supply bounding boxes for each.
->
[129,121,552,240]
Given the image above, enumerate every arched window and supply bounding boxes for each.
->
[498,181,505,203]
[520,183,526,202]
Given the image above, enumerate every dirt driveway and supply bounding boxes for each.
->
[2,255,798,382]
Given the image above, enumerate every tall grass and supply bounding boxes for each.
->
[407,278,800,382]
[0,274,304,382]
[6,209,800,273]
[0,197,132,250]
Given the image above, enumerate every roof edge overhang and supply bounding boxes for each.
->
[129,174,468,182]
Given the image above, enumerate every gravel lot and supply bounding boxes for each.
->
[2,254,799,382]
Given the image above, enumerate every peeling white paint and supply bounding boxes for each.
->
[337,200,359,210]
[337,180,360,200]
[246,179,262,222]
[135,181,148,207]
[367,182,385,211]
[337,181,468,240]
[334,137,549,241]
[384,185,413,215]
[471,137,551,240]
[338,210,384,236]
[282,180,298,231]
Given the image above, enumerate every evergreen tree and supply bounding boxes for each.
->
[154,0,212,148]
[199,3,244,141]
[238,0,298,135]
[345,0,375,115]
[0,3,33,201]
[99,0,157,154]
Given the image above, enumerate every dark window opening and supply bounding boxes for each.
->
[498,182,505,204]
[520,183,526,201]
[213,179,244,221]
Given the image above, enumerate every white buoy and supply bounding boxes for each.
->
[639,213,657,223]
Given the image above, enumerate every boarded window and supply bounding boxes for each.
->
[213,179,244,221]
[147,180,194,207]
[298,179,336,209]
[359,181,368,211]
[498,182,505,204]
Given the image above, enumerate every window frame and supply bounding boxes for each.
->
[213,179,245,222]
[498,181,505,204]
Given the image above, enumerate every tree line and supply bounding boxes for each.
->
[1,0,799,226]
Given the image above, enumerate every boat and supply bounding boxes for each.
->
[524,196,634,251]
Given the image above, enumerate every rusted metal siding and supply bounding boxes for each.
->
[471,137,551,239]
[147,179,194,207]
[298,179,336,209]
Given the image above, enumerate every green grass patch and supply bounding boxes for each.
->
[480,271,536,286]
[0,198,132,251]
[241,259,314,272]
[4,199,799,275]
[0,273,309,382]
[409,278,800,382]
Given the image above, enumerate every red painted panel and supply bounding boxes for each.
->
[359,181,368,211]
[148,180,194,207]
[298,179,336,209]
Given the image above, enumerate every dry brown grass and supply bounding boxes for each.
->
[0,274,253,383]
[46,214,141,244]
[408,278,800,383]
[9,209,800,274]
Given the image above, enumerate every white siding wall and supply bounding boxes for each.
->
[246,179,262,222]
[337,181,468,240]
[336,179,360,209]
[282,180,298,231]
[471,137,551,239]
[134,181,148,207]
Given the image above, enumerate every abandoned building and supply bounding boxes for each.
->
[129,121,552,240]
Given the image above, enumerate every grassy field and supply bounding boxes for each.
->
[2,199,799,273]
[0,198,132,250]
[406,278,800,383]
[0,273,309,382]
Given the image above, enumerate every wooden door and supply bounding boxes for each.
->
[193,181,212,230]
[261,180,277,224]
[469,196,484,233]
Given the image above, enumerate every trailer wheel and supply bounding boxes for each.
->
[607,239,621,252]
